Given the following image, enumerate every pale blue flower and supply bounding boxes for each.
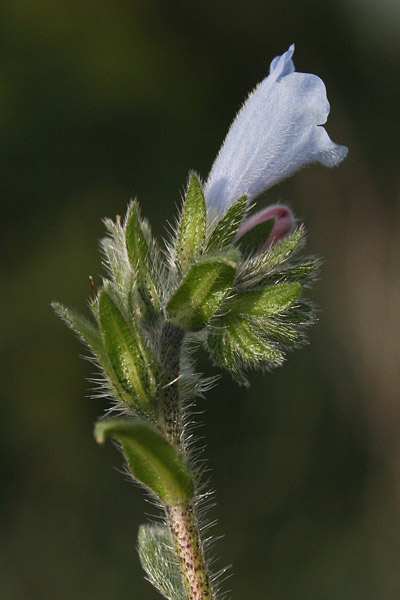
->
[205,44,348,217]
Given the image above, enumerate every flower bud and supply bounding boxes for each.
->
[236,205,293,252]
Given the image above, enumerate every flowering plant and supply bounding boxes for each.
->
[53,45,346,600]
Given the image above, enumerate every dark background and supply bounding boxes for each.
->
[1,1,400,598]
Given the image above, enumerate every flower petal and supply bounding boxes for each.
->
[205,44,348,216]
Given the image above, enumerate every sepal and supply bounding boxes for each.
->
[166,252,238,332]
[94,419,194,504]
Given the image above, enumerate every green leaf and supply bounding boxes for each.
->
[207,195,247,251]
[52,302,116,375]
[226,283,301,318]
[98,290,158,408]
[125,201,160,319]
[53,301,134,401]
[101,218,130,292]
[138,524,186,600]
[236,218,275,253]
[176,173,206,271]
[94,420,194,504]
[207,318,284,382]
[167,253,238,331]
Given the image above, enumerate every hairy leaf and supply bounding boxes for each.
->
[94,420,194,504]
[138,524,186,600]
[167,253,238,331]
[52,301,117,375]
[98,290,158,408]
[125,201,160,319]
[101,218,130,292]
[236,227,307,289]
[207,318,284,383]
[226,283,301,318]
[207,195,247,251]
[260,261,319,285]
[176,173,206,272]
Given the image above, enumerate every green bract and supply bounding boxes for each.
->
[98,290,158,409]
[125,201,160,320]
[176,173,206,272]
[167,253,238,331]
[94,420,194,504]
[208,318,284,377]
[206,194,247,251]
[226,283,301,317]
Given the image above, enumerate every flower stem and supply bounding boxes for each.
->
[166,503,214,600]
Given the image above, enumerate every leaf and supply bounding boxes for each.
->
[98,290,158,408]
[176,173,206,272]
[101,218,130,292]
[167,253,238,331]
[236,218,275,253]
[94,419,194,504]
[226,283,301,318]
[207,195,247,251]
[125,201,150,269]
[52,302,115,375]
[138,524,186,600]
[125,201,160,319]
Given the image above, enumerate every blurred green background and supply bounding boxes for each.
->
[1,1,400,598]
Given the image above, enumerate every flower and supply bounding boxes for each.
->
[205,44,348,217]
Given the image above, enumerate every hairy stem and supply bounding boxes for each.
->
[158,321,215,599]
[158,321,185,448]
[166,503,214,600]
